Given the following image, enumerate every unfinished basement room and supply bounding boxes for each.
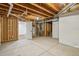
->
[0,3,79,56]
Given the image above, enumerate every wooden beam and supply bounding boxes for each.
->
[12,7,46,18]
[11,6,45,19]
[0,3,24,12]
[31,3,55,15]
[22,16,34,21]
[11,13,33,21]
[0,7,8,12]
[20,9,27,16]
[28,12,45,19]
[47,3,59,12]
[0,3,46,20]
[0,7,22,15]
[0,4,46,18]
[24,15,44,20]
[11,13,26,21]
[15,4,50,17]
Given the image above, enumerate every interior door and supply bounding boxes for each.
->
[26,21,32,39]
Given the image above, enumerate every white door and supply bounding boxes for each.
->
[26,22,32,39]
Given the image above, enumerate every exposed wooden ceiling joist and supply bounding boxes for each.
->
[46,3,60,12]
[11,13,27,21]
[37,3,58,14]
[24,14,45,20]
[0,9,7,15]
[31,3,55,16]
[0,4,46,17]
[21,3,54,16]
[15,3,50,17]
[0,3,66,21]
[11,14,33,21]
[28,12,45,19]
[0,4,23,13]
[12,7,45,19]
[11,13,33,22]
[13,5,46,18]
[0,6,22,15]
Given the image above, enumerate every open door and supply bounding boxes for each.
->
[26,21,32,39]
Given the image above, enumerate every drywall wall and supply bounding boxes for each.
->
[26,22,32,39]
[52,18,59,39]
[59,14,79,48]
[18,21,26,35]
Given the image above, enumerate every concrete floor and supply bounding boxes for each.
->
[0,37,79,56]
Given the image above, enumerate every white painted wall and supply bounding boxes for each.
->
[26,22,32,39]
[52,19,59,39]
[18,21,26,35]
[59,15,79,48]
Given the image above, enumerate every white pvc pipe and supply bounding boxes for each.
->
[7,3,13,17]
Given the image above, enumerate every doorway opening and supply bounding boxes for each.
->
[34,21,52,37]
